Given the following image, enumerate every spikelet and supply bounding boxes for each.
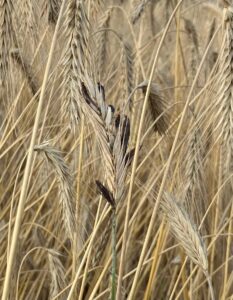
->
[80,78,134,272]
[61,0,90,131]
[138,81,169,135]
[80,78,133,201]
[19,0,35,33]
[96,8,111,78]
[215,5,233,178]
[80,80,115,194]
[10,49,38,96]
[183,18,199,55]
[183,122,207,227]
[42,0,62,24]
[122,41,134,108]
[161,193,208,272]
[131,0,150,24]
[0,0,16,85]
[34,142,76,241]
[48,250,67,300]
[90,0,104,21]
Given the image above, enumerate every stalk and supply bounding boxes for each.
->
[111,206,117,300]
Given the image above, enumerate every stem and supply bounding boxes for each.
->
[180,251,190,300]
[67,206,111,300]
[143,220,166,300]
[222,199,233,300]
[206,273,215,300]
[175,5,181,117]
[73,116,85,279]
[111,207,117,300]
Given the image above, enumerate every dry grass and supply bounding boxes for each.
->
[1,0,233,299]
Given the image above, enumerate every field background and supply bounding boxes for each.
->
[1,0,232,299]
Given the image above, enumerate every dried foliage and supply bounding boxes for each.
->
[2,1,233,300]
